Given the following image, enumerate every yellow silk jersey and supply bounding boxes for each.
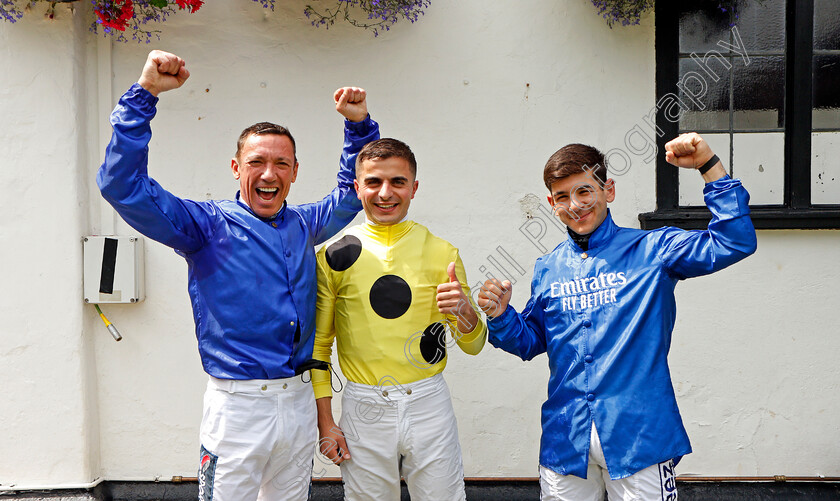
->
[312,220,487,399]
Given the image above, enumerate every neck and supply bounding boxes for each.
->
[365,215,410,226]
[567,226,591,251]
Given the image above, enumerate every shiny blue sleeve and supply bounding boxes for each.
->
[657,176,757,279]
[296,116,380,245]
[96,84,216,253]
[487,266,549,361]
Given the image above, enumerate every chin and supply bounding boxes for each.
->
[567,224,590,235]
[375,216,400,225]
[255,206,280,218]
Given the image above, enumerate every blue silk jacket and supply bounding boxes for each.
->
[98,83,379,379]
[488,176,757,479]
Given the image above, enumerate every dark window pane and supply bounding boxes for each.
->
[814,0,840,50]
[733,0,786,51]
[679,7,731,53]
[734,56,785,129]
[813,54,840,129]
[679,0,785,54]
[678,57,731,131]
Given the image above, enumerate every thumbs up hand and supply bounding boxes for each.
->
[436,262,463,313]
[446,261,458,283]
[478,279,512,318]
[437,262,479,334]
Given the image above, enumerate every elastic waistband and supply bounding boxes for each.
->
[208,375,309,394]
[345,373,445,402]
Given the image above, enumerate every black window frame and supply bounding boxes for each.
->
[639,0,840,230]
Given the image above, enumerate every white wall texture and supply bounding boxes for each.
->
[1,0,838,489]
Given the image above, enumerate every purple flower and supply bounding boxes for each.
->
[1,0,25,23]
[590,0,653,28]
[253,0,273,11]
[302,0,430,35]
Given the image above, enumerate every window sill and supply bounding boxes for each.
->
[638,207,840,230]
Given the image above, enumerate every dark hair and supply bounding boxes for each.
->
[235,122,297,161]
[543,143,608,190]
[356,138,417,178]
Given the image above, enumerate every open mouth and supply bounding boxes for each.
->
[256,187,278,201]
[374,202,398,212]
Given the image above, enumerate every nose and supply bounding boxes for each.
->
[378,181,393,200]
[571,189,595,212]
[259,163,277,181]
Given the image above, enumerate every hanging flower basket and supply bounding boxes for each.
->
[0,0,430,42]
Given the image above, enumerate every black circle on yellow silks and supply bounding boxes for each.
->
[325,235,363,271]
[420,322,447,364]
[369,275,412,319]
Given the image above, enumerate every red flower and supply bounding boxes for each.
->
[94,0,134,32]
[175,0,203,13]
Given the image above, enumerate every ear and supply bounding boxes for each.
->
[604,178,616,203]
[546,194,554,207]
[231,158,241,180]
[291,161,299,183]
[354,178,362,201]
[410,180,419,199]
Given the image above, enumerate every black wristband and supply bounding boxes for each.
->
[698,154,719,175]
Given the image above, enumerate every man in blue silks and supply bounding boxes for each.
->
[98,50,379,501]
[478,133,756,501]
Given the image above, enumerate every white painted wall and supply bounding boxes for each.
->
[1,0,838,488]
[0,2,101,488]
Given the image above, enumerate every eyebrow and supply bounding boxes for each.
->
[245,154,293,164]
[363,175,409,184]
[553,183,597,198]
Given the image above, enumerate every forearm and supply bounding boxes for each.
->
[662,176,757,277]
[456,306,479,335]
[309,116,380,244]
[310,351,334,400]
[488,306,546,361]
[338,115,380,187]
[311,363,333,399]
[97,84,157,204]
[700,159,727,183]
[455,314,487,355]
[315,394,351,463]
[703,176,757,262]
[316,397,337,430]
[97,84,205,252]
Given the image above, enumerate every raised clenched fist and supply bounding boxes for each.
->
[137,50,190,97]
[664,132,715,170]
[334,87,368,123]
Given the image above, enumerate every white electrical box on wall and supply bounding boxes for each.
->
[83,236,145,304]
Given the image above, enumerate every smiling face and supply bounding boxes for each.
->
[547,171,615,235]
[231,133,299,218]
[355,156,419,226]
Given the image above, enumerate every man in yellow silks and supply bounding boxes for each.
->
[311,138,486,500]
